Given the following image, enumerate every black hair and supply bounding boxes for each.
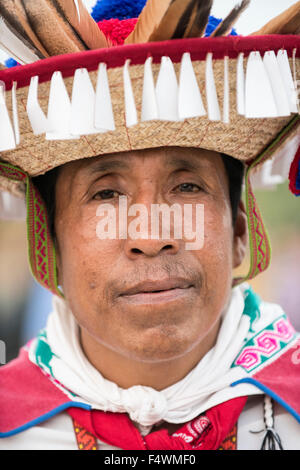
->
[33,166,60,243]
[32,154,245,242]
[220,153,245,225]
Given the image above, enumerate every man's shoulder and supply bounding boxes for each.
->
[0,346,72,437]
[0,345,59,397]
[232,326,300,424]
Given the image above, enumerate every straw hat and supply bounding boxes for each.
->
[0,0,299,297]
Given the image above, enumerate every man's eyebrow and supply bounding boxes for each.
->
[82,153,208,177]
[165,155,206,172]
[85,159,130,175]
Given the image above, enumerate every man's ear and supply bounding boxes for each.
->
[233,200,248,269]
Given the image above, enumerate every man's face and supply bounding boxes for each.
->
[55,147,247,363]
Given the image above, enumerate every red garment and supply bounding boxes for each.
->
[67,396,247,450]
[1,341,300,443]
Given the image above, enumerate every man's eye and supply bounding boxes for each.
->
[94,189,119,200]
[176,183,201,193]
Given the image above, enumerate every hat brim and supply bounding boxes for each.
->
[0,35,299,196]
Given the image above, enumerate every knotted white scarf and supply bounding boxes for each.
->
[29,283,284,427]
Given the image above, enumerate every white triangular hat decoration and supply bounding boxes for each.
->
[245,51,278,118]
[141,57,159,122]
[0,49,298,153]
[47,71,79,140]
[277,49,298,114]
[263,51,290,117]
[26,76,49,135]
[178,52,206,120]
[0,85,16,151]
[95,63,115,131]
[205,52,221,121]
[223,56,230,124]
[12,81,20,145]
[123,59,138,127]
[70,68,99,135]
[156,56,180,121]
[236,53,245,116]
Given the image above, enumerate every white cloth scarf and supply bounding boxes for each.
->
[29,283,276,427]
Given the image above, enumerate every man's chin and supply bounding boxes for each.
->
[113,293,200,331]
[113,325,202,364]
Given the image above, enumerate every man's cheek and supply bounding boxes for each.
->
[202,206,231,243]
[201,213,232,270]
[62,235,118,294]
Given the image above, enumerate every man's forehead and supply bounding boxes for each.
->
[62,147,222,178]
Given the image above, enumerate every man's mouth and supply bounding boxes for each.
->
[118,279,195,305]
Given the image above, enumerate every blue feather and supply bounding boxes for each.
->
[91,0,147,21]
[4,57,19,68]
[3,3,238,68]
[205,15,238,36]
[91,1,238,36]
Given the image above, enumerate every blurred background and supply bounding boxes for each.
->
[0,0,300,364]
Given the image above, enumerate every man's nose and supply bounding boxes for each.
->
[122,189,181,259]
[124,237,180,259]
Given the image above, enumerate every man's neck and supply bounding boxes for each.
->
[79,320,221,390]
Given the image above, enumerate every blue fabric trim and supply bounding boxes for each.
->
[296,159,300,190]
[0,402,91,438]
[231,378,300,423]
